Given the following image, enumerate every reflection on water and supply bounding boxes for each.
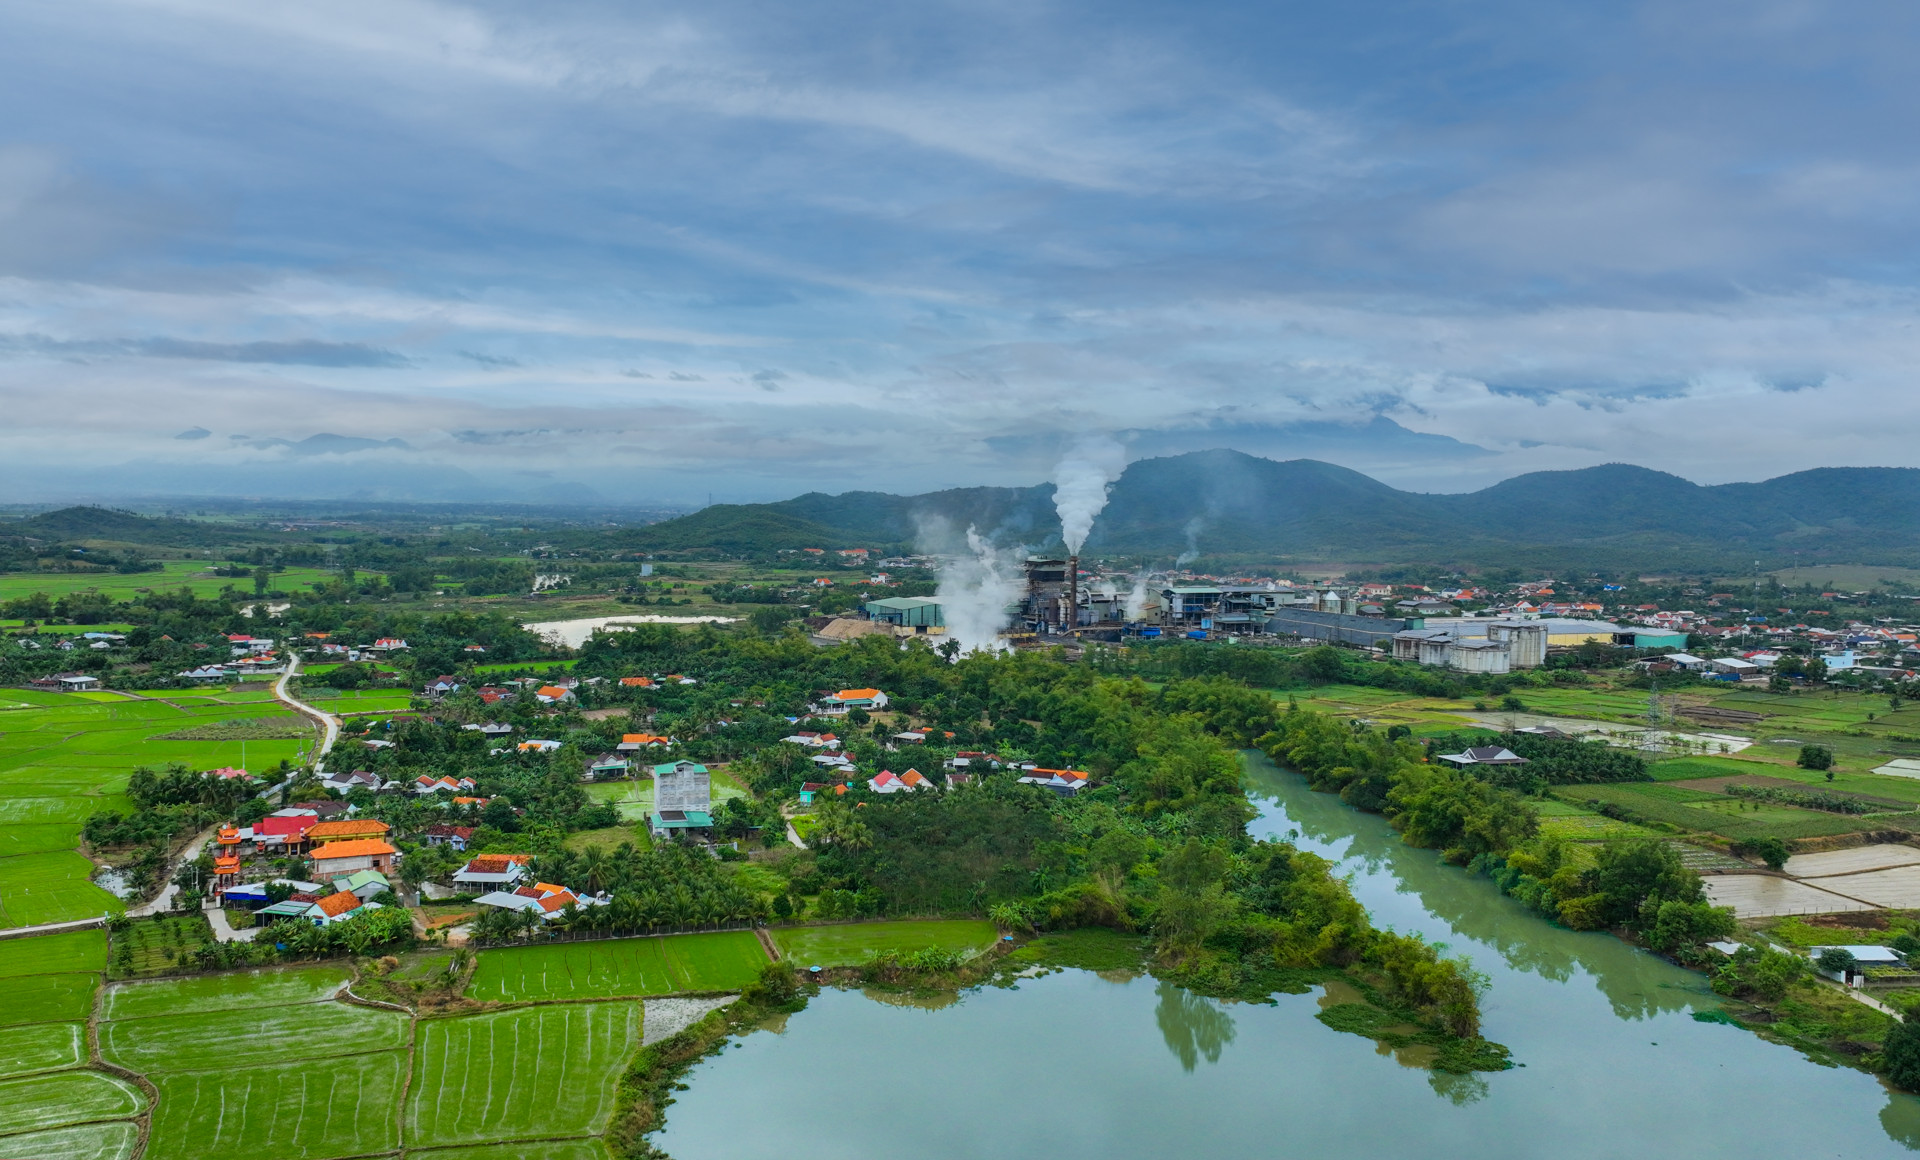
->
[650,751,1920,1159]
[1153,981,1236,1071]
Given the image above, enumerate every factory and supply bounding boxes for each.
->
[1019,558,1129,634]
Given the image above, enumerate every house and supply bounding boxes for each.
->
[534,685,575,704]
[945,772,973,789]
[798,781,829,805]
[464,644,487,654]
[320,770,386,796]
[219,877,323,909]
[944,752,1005,770]
[424,675,462,696]
[253,809,320,852]
[891,731,927,744]
[460,722,515,738]
[331,869,392,901]
[868,768,932,794]
[781,731,837,748]
[370,638,409,651]
[453,853,532,890]
[811,751,857,770]
[306,891,374,926]
[474,882,605,921]
[617,733,672,751]
[414,775,478,796]
[1711,657,1761,677]
[651,760,713,836]
[306,818,391,844]
[1437,747,1529,767]
[33,672,102,691]
[422,824,476,851]
[310,839,397,877]
[1017,768,1091,797]
[620,676,655,688]
[517,739,563,753]
[813,688,889,715]
[588,753,630,780]
[1656,653,1713,672]
[178,664,231,682]
[203,767,253,782]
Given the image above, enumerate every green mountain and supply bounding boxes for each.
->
[625,451,1920,570]
[2,506,273,547]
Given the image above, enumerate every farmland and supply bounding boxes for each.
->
[0,560,345,602]
[406,1003,640,1147]
[466,930,769,1001]
[771,919,1000,967]
[0,1122,140,1160]
[100,964,347,1018]
[146,1052,408,1160]
[0,1071,145,1135]
[0,1022,85,1077]
[0,689,314,927]
[102,997,409,1071]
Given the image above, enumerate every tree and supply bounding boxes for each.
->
[1885,1017,1920,1092]
[1797,745,1834,771]
[1732,836,1790,871]
[1817,947,1858,975]
[1300,646,1344,684]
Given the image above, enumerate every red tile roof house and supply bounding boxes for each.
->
[310,839,397,878]
[422,824,476,852]
[1016,768,1091,797]
[252,810,320,853]
[452,854,532,890]
[867,768,932,794]
[473,882,606,922]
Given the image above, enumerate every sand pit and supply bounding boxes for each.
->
[1700,874,1877,918]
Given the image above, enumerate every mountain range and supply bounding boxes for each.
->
[620,450,1920,571]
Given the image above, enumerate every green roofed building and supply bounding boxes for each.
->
[651,760,713,837]
[864,596,944,629]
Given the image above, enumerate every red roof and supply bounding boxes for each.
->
[254,815,316,838]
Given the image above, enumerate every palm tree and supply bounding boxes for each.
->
[578,847,609,895]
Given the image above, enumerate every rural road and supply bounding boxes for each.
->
[274,653,340,772]
[126,825,221,917]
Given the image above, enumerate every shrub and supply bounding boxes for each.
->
[1797,745,1834,771]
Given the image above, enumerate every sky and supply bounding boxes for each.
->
[2,0,1917,506]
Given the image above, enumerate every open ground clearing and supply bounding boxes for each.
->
[466,930,768,1001]
[0,1121,140,1160]
[406,1003,640,1148]
[145,1051,405,1160]
[1702,875,1880,918]
[1784,845,1920,878]
[770,919,1000,967]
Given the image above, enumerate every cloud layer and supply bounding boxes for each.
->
[2,0,1917,504]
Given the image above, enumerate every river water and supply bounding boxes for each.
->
[655,753,1920,1159]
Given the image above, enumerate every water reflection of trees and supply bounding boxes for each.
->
[1243,754,1707,1022]
[1155,981,1237,1071]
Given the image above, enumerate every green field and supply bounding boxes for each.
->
[407,1143,612,1160]
[0,929,104,976]
[0,1070,145,1135]
[0,1022,85,1077]
[0,1122,140,1160]
[100,964,347,1019]
[467,931,768,1001]
[146,1052,405,1160]
[0,689,315,926]
[770,919,1000,967]
[102,998,408,1071]
[5,973,99,1026]
[0,561,345,602]
[406,1004,640,1148]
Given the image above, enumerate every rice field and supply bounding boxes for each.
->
[4,973,100,1027]
[770,919,1000,967]
[145,1051,406,1160]
[467,931,768,1001]
[407,1143,612,1160]
[0,1070,145,1135]
[0,561,343,602]
[406,1003,640,1148]
[101,998,409,1072]
[0,1021,85,1077]
[0,929,104,976]
[0,1121,141,1160]
[99,965,348,1020]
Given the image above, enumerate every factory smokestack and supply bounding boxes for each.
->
[1068,555,1078,634]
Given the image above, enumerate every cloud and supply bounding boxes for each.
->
[173,426,210,440]
[0,333,410,367]
[458,350,521,368]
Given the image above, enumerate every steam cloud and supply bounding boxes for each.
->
[1175,516,1206,566]
[1050,436,1128,555]
[933,524,1025,656]
[1123,570,1155,620]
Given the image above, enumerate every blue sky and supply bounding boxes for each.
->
[2,0,1917,505]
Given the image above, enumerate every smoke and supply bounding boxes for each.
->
[1050,436,1128,555]
[1124,570,1156,621]
[933,524,1025,656]
[1175,517,1206,566]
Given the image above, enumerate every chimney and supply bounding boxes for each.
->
[1068,555,1079,633]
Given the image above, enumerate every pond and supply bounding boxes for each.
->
[654,753,1920,1158]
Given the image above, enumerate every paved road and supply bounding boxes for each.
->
[0,915,109,940]
[274,653,340,772]
[126,824,222,917]
[207,907,258,943]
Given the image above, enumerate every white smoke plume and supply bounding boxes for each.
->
[1123,570,1156,621]
[1175,516,1206,566]
[1050,436,1128,555]
[934,525,1025,656]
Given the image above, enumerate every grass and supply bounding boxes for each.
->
[146,1052,405,1160]
[467,931,768,1001]
[4,973,99,1027]
[0,1122,141,1160]
[405,1003,640,1148]
[101,999,409,1071]
[0,929,104,977]
[1007,927,1146,973]
[564,825,645,854]
[1550,783,1901,841]
[0,1070,145,1135]
[1647,756,1784,781]
[0,1022,85,1077]
[770,919,1000,967]
[99,964,347,1019]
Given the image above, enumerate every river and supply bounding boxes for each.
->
[654,753,1920,1158]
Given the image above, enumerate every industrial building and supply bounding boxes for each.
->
[1392,621,1548,673]
[863,597,945,630]
[1020,558,1129,634]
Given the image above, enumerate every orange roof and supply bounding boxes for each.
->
[307,819,390,840]
[451,796,487,805]
[315,891,360,917]
[310,839,396,860]
[537,685,570,698]
[620,676,653,687]
[532,881,568,894]
[538,891,579,913]
[214,855,240,872]
[466,854,532,872]
[837,688,882,700]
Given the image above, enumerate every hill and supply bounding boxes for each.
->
[622,452,1920,570]
[1,506,275,547]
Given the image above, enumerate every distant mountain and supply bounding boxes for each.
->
[622,451,1920,570]
[2,505,273,547]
